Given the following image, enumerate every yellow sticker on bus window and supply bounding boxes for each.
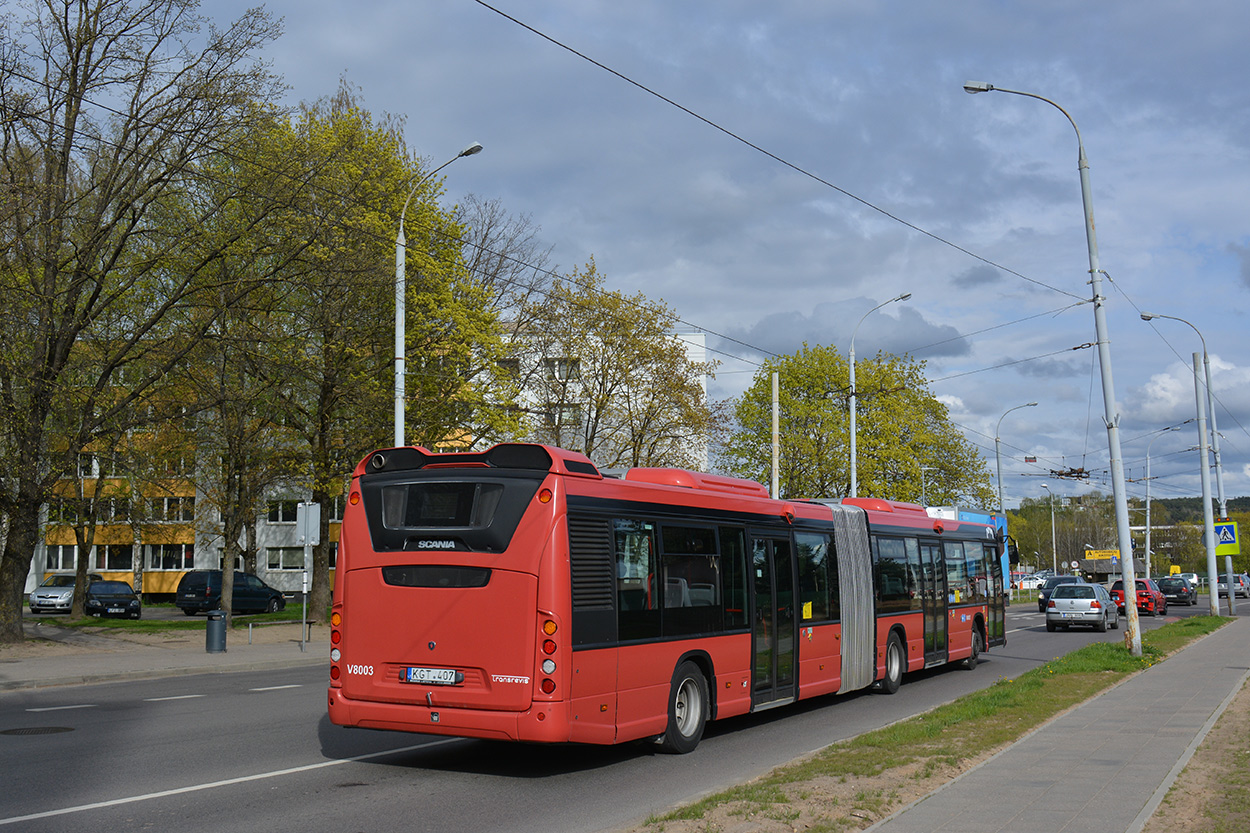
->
[803,601,812,620]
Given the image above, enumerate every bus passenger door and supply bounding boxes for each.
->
[751,535,796,707]
[987,543,1006,647]
[920,541,947,666]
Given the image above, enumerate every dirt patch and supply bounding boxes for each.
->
[1139,676,1250,833]
[629,747,1003,832]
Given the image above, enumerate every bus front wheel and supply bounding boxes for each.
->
[964,628,983,670]
[657,660,709,754]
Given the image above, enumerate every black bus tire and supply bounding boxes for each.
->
[964,628,983,670]
[657,660,709,754]
[878,632,904,695]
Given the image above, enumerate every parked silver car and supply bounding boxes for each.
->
[28,573,105,613]
[1045,583,1119,633]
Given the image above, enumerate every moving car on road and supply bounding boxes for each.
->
[1045,583,1119,632]
[1037,575,1086,612]
[1217,574,1250,598]
[1157,576,1197,606]
[1110,578,1167,616]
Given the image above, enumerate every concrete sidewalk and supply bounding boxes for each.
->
[868,616,1250,833]
[1,620,326,691]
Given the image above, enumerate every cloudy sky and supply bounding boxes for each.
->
[211,0,1250,509]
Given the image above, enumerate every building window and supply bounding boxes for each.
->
[76,453,98,479]
[267,547,305,571]
[95,544,133,571]
[543,403,584,428]
[156,452,195,476]
[151,496,195,522]
[268,500,299,524]
[147,544,194,571]
[542,357,580,381]
[496,358,520,377]
[45,545,78,571]
[99,497,130,523]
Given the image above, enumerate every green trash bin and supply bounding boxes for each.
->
[206,610,227,653]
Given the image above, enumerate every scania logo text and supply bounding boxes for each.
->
[416,540,456,550]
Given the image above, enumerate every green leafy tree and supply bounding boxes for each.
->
[517,260,724,469]
[0,0,282,642]
[721,344,993,504]
[275,84,514,620]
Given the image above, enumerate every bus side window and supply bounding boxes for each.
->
[719,527,748,629]
[615,519,660,639]
[795,531,832,622]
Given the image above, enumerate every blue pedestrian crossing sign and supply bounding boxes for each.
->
[1215,520,1239,556]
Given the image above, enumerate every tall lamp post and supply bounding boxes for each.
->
[964,81,1141,656]
[1140,313,1227,517]
[848,292,910,497]
[394,141,483,448]
[1041,483,1057,575]
[1140,313,1226,613]
[995,402,1038,515]
[1143,427,1178,580]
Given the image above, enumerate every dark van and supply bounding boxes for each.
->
[176,570,286,615]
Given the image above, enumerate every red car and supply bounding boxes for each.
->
[1109,578,1167,616]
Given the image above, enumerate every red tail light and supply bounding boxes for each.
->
[1047,600,1056,609]
[1090,601,1101,610]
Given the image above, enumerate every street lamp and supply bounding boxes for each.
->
[1143,427,1178,580]
[1041,483,1057,574]
[965,81,1141,656]
[995,402,1038,516]
[394,141,483,448]
[1140,313,1224,613]
[1140,312,1227,517]
[848,292,910,497]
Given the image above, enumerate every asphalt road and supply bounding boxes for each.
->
[0,602,1195,832]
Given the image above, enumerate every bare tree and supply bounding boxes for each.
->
[0,0,283,642]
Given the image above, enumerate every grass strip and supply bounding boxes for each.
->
[27,603,311,632]
[651,615,1229,832]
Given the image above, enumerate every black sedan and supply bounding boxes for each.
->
[1036,575,1087,612]
[1157,576,1198,606]
[85,580,142,619]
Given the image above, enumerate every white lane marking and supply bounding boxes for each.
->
[249,685,302,692]
[0,738,457,826]
[26,705,96,713]
[144,695,207,702]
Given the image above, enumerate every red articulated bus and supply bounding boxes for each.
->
[327,443,1005,753]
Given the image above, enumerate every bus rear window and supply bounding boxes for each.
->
[360,473,543,554]
[381,482,504,529]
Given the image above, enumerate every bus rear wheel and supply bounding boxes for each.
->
[878,632,904,694]
[657,660,708,754]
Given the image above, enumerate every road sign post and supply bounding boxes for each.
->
[296,502,321,653]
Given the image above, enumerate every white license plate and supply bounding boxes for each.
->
[404,666,460,685]
[1062,612,1079,618]
[107,607,125,614]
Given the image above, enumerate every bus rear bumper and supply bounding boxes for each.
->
[328,688,569,744]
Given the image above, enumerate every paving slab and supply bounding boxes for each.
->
[868,617,1250,833]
